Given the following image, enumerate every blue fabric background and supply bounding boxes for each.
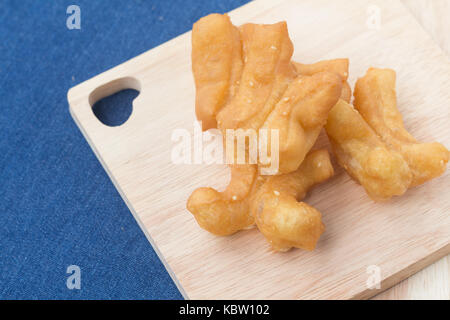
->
[0,0,249,299]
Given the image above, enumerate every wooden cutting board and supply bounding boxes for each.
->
[68,0,450,299]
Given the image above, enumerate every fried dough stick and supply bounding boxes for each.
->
[216,21,296,132]
[354,68,449,186]
[251,149,333,251]
[192,14,243,130]
[189,15,256,235]
[325,100,412,201]
[294,59,351,102]
[188,19,297,235]
[188,17,337,246]
[261,72,342,174]
[187,165,257,236]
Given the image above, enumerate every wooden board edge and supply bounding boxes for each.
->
[68,102,189,300]
[361,243,450,300]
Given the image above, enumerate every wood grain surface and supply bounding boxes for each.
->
[374,0,450,300]
[68,0,450,299]
[403,0,450,57]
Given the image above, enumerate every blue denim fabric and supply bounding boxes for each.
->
[0,0,249,299]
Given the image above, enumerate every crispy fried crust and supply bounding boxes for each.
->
[187,165,257,236]
[193,17,342,174]
[250,149,333,251]
[216,22,296,132]
[294,59,349,80]
[325,100,412,201]
[261,72,342,174]
[192,14,243,130]
[354,68,449,186]
[187,149,334,250]
[294,59,351,102]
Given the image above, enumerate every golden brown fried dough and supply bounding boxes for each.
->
[261,72,342,174]
[190,14,255,235]
[251,149,333,251]
[216,22,296,132]
[187,150,334,245]
[354,68,449,186]
[192,14,243,130]
[294,58,351,102]
[194,19,341,174]
[294,59,349,81]
[325,100,412,201]
[189,16,341,251]
[187,165,257,236]
[341,81,352,103]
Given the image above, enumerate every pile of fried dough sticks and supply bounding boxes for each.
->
[186,14,449,252]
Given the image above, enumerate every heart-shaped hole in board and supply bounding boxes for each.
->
[89,77,141,127]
